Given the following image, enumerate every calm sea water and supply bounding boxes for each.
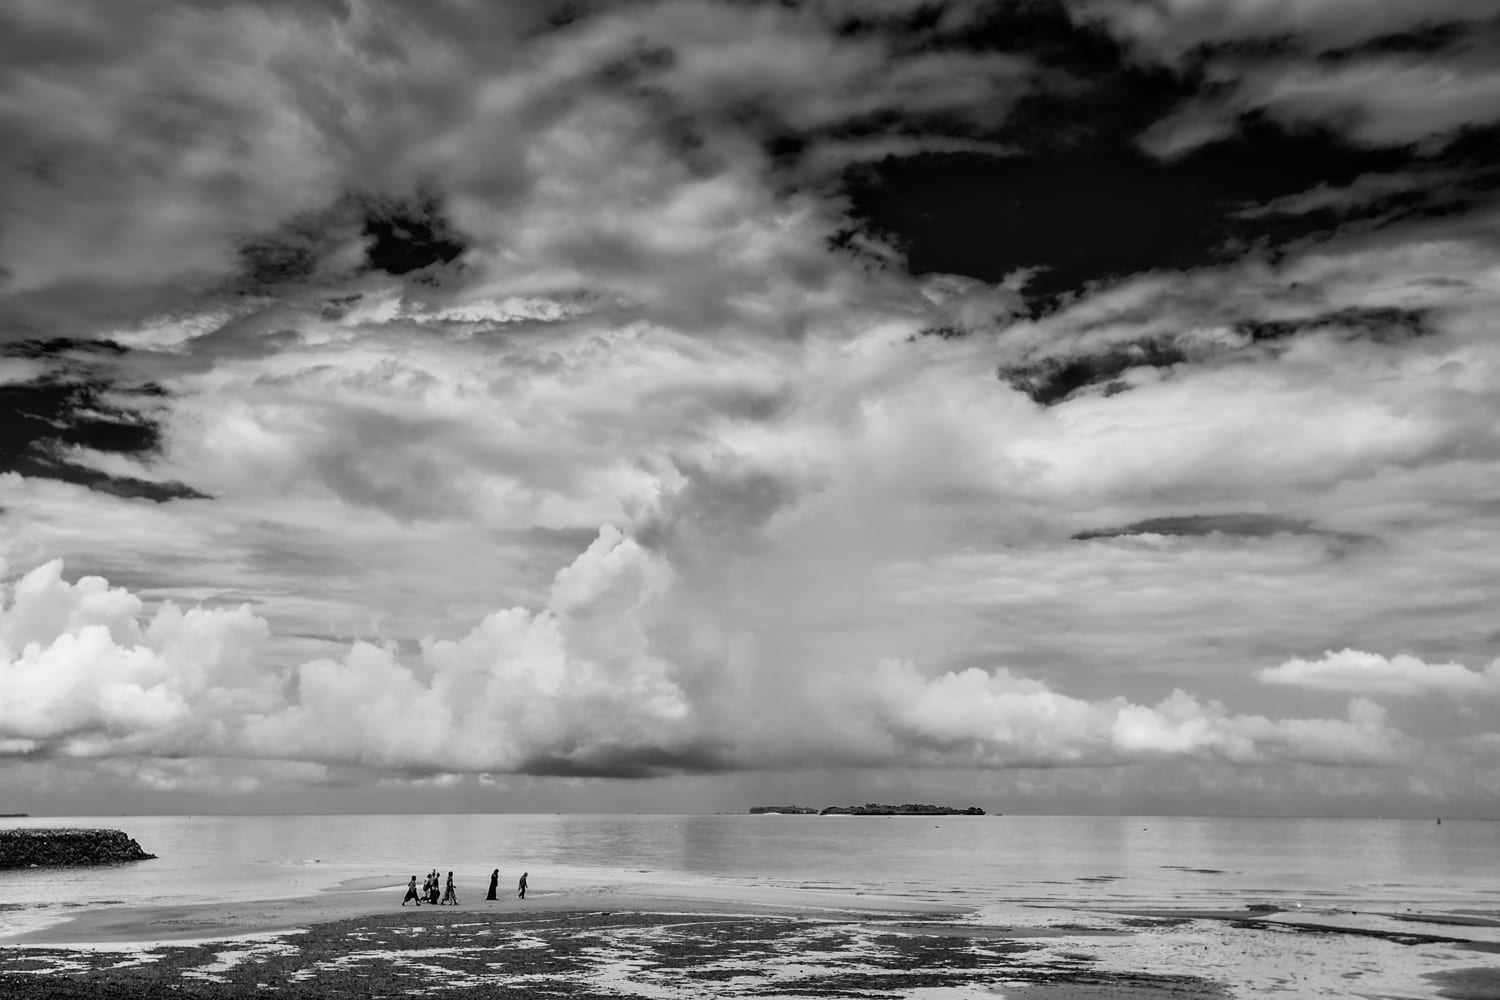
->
[2,814,1497,938]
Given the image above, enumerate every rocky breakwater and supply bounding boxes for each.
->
[0,828,156,868]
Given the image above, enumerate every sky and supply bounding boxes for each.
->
[2,0,1499,818]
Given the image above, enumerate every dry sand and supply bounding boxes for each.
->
[3,878,1499,997]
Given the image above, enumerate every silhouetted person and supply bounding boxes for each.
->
[403,876,421,906]
[486,869,499,900]
[517,872,528,899]
[441,871,458,905]
[429,869,441,905]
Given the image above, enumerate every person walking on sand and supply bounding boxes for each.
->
[486,869,499,901]
[429,869,441,905]
[403,875,421,906]
[517,871,528,899]
[442,871,459,906]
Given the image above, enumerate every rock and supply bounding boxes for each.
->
[0,828,156,868]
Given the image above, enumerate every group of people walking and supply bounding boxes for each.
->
[402,868,528,906]
[402,869,459,906]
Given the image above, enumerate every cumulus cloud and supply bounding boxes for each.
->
[1259,649,1500,697]
[852,661,1399,767]
[0,560,274,753]
[0,554,1411,777]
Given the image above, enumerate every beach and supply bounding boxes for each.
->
[4,875,1499,998]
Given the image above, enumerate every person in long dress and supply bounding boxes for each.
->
[402,876,421,906]
[442,871,459,906]
[486,869,499,900]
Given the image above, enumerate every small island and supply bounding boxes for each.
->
[750,803,986,816]
[0,828,156,868]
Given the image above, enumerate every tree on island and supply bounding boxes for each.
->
[747,805,819,814]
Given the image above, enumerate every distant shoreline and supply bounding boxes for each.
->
[748,803,987,816]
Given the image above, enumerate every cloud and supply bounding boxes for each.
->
[852,660,1399,767]
[12,182,1500,795]
[1231,57,1500,149]
[1137,60,1500,157]
[0,560,274,752]
[1071,0,1500,57]
[0,554,1411,777]
[1075,1,1500,154]
[0,2,358,291]
[1233,169,1477,220]
[5,2,1500,815]
[1136,99,1240,161]
[1071,514,1370,548]
[1259,649,1500,697]
[0,0,1041,305]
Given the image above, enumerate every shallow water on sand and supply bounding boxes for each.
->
[2,813,1496,937]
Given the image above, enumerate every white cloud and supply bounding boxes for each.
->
[853,661,1399,766]
[1081,1,1500,152]
[1234,170,1472,219]
[1136,99,1239,161]
[0,560,274,750]
[0,550,1416,779]
[1136,56,1500,157]
[1259,649,1500,697]
[1072,0,1500,57]
[1245,57,1500,147]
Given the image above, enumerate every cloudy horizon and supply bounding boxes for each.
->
[3,0,1499,818]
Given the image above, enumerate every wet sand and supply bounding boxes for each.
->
[3,879,1499,998]
[2,875,970,946]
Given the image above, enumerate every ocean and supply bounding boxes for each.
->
[2,813,1497,939]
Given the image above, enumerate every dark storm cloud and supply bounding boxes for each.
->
[999,334,1188,405]
[519,741,733,779]
[236,190,469,287]
[824,1,1500,306]
[1071,514,1370,547]
[840,101,1410,307]
[997,306,1432,405]
[1234,307,1430,346]
[0,338,207,502]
